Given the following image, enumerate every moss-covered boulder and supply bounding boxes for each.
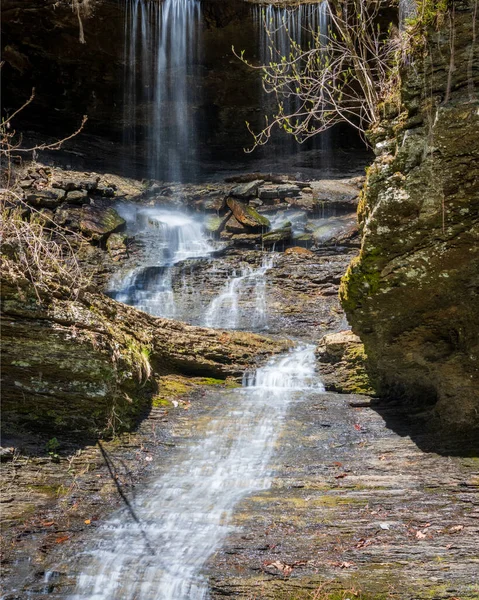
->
[226,197,270,230]
[1,271,292,439]
[55,205,126,241]
[316,330,375,395]
[340,0,479,432]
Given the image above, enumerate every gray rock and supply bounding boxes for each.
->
[230,180,264,199]
[258,185,278,200]
[106,233,128,261]
[55,205,125,241]
[95,185,115,198]
[277,184,301,198]
[66,189,89,204]
[262,227,292,247]
[26,189,65,208]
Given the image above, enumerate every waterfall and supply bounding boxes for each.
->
[123,0,202,182]
[203,256,273,331]
[108,208,213,318]
[253,1,331,167]
[70,346,323,600]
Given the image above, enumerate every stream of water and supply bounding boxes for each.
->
[74,1,331,596]
[71,346,323,600]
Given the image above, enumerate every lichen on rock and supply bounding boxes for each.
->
[340,0,479,433]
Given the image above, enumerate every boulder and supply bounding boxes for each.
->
[230,180,264,199]
[65,189,89,204]
[226,198,270,230]
[106,232,128,261]
[1,270,292,436]
[309,179,359,212]
[316,331,374,395]
[258,185,279,200]
[291,233,314,249]
[277,184,301,198]
[25,189,65,209]
[340,0,479,433]
[312,215,359,246]
[262,226,292,247]
[204,213,230,237]
[224,214,248,234]
[258,184,301,201]
[55,205,125,241]
[227,232,263,247]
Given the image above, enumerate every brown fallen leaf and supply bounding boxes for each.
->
[84,519,91,525]
[263,560,293,576]
[335,473,348,479]
[55,535,70,544]
[415,530,427,539]
[41,521,55,527]
[331,561,355,569]
[449,525,464,533]
[356,538,373,549]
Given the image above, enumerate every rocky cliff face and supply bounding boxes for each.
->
[340,0,479,432]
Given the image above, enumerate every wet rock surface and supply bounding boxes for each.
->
[2,388,478,598]
[205,393,479,599]
[2,161,478,599]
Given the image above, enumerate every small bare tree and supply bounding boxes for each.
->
[235,0,405,149]
[1,87,89,298]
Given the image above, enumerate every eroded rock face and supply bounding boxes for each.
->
[1,271,291,438]
[316,330,373,395]
[340,1,479,432]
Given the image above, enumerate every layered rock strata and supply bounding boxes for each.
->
[340,0,479,432]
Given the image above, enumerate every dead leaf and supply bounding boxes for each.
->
[415,530,427,539]
[449,525,464,533]
[354,424,362,431]
[84,519,91,525]
[41,521,55,527]
[331,561,355,569]
[333,461,343,467]
[335,473,348,479]
[356,538,373,549]
[263,560,293,576]
[55,535,70,544]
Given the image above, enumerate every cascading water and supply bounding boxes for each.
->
[123,0,202,181]
[70,346,323,600]
[203,256,273,331]
[108,208,213,318]
[253,2,331,168]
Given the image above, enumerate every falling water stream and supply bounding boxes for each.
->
[123,0,202,181]
[107,208,214,319]
[73,1,330,597]
[71,347,323,600]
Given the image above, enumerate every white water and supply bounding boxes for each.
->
[71,346,323,600]
[123,0,201,181]
[203,256,274,330]
[253,1,331,166]
[108,208,213,318]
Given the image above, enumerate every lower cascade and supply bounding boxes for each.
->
[70,346,323,600]
[204,256,273,331]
